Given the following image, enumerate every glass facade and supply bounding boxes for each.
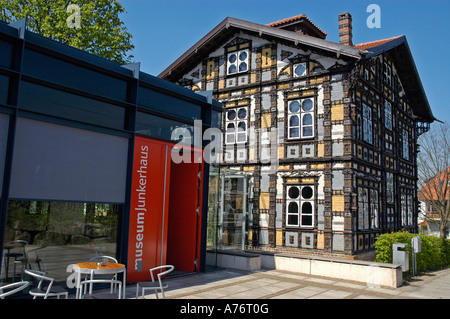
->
[2,201,121,284]
[0,20,222,295]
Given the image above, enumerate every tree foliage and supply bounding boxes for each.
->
[0,0,134,64]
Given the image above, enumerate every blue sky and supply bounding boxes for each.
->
[119,0,450,124]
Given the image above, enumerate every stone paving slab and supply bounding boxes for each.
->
[119,267,450,300]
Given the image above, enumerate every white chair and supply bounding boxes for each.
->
[86,256,118,294]
[24,269,68,299]
[0,281,30,299]
[79,277,122,299]
[136,265,174,299]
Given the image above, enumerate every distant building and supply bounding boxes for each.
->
[160,13,435,258]
[418,166,450,238]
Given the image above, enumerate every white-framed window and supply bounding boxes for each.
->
[384,62,392,86]
[386,172,394,204]
[401,192,414,227]
[225,107,248,144]
[286,185,314,227]
[288,98,314,139]
[370,189,379,229]
[362,104,372,144]
[402,129,409,160]
[293,62,307,77]
[358,187,369,230]
[384,101,392,130]
[358,186,379,230]
[227,49,249,75]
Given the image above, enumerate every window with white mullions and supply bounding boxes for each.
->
[362,103,372,144]
[402,129,409,160]
[225,107,248,144]
[227,49,249,75]
[288,98,314,139]
[384,100,392,130]
[286,185,314,227]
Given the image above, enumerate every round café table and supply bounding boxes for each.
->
[73,262,126,299]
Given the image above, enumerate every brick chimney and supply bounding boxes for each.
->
[338,12,353,46]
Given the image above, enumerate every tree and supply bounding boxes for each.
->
[0,0,134,64]
[418,122,450,238]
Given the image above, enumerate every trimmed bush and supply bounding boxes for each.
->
[374,230,450,275]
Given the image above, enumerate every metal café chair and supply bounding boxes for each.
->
[136,265,174,299]
[24,269,68,299]
[86,255,119,294]
[0,281,30,299]
[79,277,123,299]
[4,240,28,282]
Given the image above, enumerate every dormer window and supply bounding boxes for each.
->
[227,49,249,75]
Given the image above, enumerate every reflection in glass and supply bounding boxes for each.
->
[2,200,120,286]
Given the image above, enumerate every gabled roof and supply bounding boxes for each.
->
[266,14,328,39]
[357,35,434,122]
[354,35,403,51]
[159,16,434,123]
[159,16,361,81]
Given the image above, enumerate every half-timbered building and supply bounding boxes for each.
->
[159,13,435,258]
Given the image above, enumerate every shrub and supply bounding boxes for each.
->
[374,230,450,275]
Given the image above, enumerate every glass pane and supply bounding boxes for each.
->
[227,123,235,132]
[290,115,299,126]
[288,215,298,226]
[288,187,299,199]
[227,110,236,121]
[0,40,13,69]
[228,53,237,63]
[302,186,313,199]
[302,202,312,214]
[288,202,298,214]
[226,133,235,144]
[295,63,306,76]
[2,200,120,286]
[301,215,312,226]
[22,49,128,102]
[0,74,9,105]
[302,114,313,125]
[228,65,237,74]
[302,99,313,112]
[136,111,193,143]
[302,126,313,137]
[289,101,300,113]
[239,51,247,61]
[238,108,247,119]
[237,133,246,143]
[19,81,126,130]
[238,62,247,72]
[138,86,201,121]
[290,128,299,138]
[237,121,246,132]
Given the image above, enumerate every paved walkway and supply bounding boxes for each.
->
[122,267,450,299]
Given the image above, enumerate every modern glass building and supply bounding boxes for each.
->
[0,19,222,289]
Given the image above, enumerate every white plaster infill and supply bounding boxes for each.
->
[214,250,402,288]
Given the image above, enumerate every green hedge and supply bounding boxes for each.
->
[374,230,450,275]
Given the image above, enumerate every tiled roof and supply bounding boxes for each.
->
[354,35,404,51]
[266,14,328,36]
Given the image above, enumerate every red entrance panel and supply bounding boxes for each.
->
[127,137,172,283]
[166,150,203,272]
